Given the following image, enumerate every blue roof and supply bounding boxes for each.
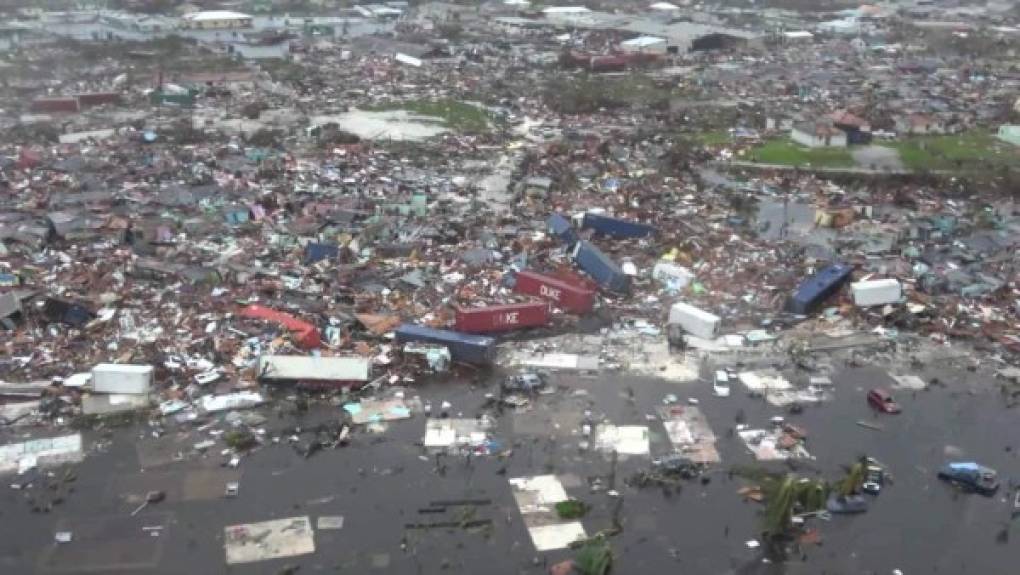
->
[947,462,981,471]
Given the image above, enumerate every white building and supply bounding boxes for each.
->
[817,17,861,35]
[791,122,847,148]
[997,125,1020,147]
[649,2,682,11]
[542,6,591,15]
[620,35,667,54]
[353,5,404,19]
[783,30,814,42]
[180,10,253,30]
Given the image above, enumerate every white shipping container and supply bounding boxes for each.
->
[667,302,721,340]
[257,355,370,382]
[851,279,902,307]
[91,363,153,395]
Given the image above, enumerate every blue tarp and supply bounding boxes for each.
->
[304,242,339,265]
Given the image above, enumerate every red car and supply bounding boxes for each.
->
[867,388,901,414]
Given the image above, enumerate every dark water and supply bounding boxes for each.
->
[0,363,1016,574]
[754,200,817,242]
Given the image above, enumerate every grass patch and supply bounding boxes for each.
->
[746,138,855,168]
[555,499,589,519]
[366,99,491,133]
[881,130,1020,172]
[695,130,732,146]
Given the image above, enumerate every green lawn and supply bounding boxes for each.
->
[366,99,491,133]
[746,138,855,168]
[881,131,1020,171]
[695,130,732,146]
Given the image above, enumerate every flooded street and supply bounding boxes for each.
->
[3,358,1016,574]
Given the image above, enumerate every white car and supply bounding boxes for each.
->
[713,370,731,397]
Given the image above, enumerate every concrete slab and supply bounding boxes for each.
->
[223,516,315,565]
[594,424,650,456]
[509,474,587,551]
[0,434,83,475]
[737,428,811,461]
[422,417,493,453]
[891,374,927,390]
[657,405,720,463]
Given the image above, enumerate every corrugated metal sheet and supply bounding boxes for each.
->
[239,305,320,349]
[257,355,370,382]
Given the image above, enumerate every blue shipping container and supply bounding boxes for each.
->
[582,213,656,239]
[395,324,496,365]
[788,264,853,314]
[572,241,630,292]
[547,213,578,246]
[304,242,339,265]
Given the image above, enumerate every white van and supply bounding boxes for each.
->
[714,370,731,397]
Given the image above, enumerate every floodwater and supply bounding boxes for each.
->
[1,358,1017,574]
[312,109,450,142]
[754,199,817,241]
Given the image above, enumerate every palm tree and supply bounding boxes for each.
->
[838,456,870,497]
[575,540,612,575]
[761,475,829,536]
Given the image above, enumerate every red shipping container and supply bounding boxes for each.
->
[550,266,599,293]
[75,92,122,107]
[239,304,320,349]
[513,270,596,315]
[454,301,550,333]
[30,97,80,113]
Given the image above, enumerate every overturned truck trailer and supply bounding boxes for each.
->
[395,324,497,365]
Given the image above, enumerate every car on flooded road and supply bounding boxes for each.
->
[502,372,546,394]
[862,464,884,495]
[867,388,901,413]
[713,370,731,397]
[937,462,999,496]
